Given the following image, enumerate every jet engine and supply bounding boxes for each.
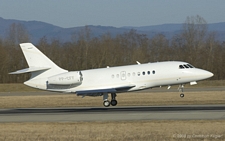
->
[48,71,83,85]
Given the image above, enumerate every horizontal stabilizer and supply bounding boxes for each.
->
[9,67,50,74]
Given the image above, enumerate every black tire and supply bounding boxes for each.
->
[111,100,117,106]
[180,93,184,98]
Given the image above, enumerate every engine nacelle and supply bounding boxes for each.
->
[48,71,83,85]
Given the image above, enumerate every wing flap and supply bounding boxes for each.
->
[9,67,50,74]
[76,88,116,95]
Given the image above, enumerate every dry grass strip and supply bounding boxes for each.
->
[0,83,37,92]
[0,91,225,108]
[0,120,224,141]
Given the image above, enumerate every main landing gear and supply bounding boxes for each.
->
[178,84,185,98]
[103,93,117,107]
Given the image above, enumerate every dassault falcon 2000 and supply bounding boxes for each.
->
[10,43,213,107]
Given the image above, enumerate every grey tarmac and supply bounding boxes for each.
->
[0,87,225,122]
[0,105,225,122]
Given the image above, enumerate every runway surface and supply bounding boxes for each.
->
[0,105,225,122]
[0,87,224,122]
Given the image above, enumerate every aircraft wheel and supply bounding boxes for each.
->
[180,93,184,98]
[111,100,117,106]
[103,100,111,107]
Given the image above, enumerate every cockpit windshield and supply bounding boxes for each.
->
[187,64,194,68]
[179,64,195,69]
[183,65,189,68]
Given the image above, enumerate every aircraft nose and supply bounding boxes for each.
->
[208,71,214,78]
[202,70,214,79]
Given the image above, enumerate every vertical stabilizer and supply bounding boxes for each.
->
[10,43,68,89]
[20,43,61,69]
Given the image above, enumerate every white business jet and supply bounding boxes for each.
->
[10,43,213,107]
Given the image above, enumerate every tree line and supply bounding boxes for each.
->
[0,15,224,83]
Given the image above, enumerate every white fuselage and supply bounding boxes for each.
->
[24,61,213,93]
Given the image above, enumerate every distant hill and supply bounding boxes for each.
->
[0,17,225,43]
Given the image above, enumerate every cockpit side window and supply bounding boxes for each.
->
[179,65,184,69]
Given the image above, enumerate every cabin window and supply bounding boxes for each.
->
[112,75,114,78]
[132,72,135,76]
[152,70,155,74]
[137,72,140,76]
[127,73,131,77]
[116,74,119,78]
[142,71,145,75]
[147,71,150,75]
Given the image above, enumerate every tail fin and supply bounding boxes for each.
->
[10,43,68,89]
[21,43,62,69]
[10,43,67,75]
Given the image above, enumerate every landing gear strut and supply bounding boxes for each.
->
[102,93,118,107]
[103,93,110,107]
[178,84,185,98]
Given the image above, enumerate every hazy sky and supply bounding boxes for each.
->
[0,0,224,28]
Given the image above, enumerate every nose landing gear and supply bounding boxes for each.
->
[178,84,185,98]
[180,93,184,98]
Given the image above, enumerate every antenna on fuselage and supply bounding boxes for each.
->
[136,61,141,65]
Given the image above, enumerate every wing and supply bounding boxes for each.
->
[76,85,135,96]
